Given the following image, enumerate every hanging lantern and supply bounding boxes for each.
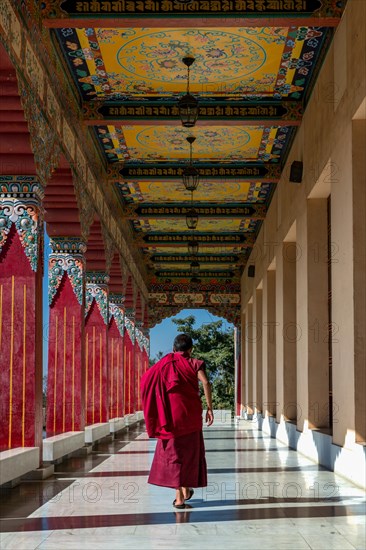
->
[178,56,198,128]
[182,136,199,191]
[190,276,201,284]
[182,164,200,192]
[186,208,198,230]
[188,240,199,254]
[190,260,200,273]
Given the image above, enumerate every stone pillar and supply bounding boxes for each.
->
[245,302,254,416]
[332,120,366,445]
[352,120,366,444]
[263,270,276,417]
[85,272,109,425]
[108,294,125,420]
[297,200,329,432]
[276,242,297,423]
[124,312,135,414]
[254,288,263,415]
[47,237,86,436]
[0,178,43,452]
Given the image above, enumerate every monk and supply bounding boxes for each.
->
[141,333,214,508]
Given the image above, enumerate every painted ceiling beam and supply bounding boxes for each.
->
[135,232,256,246]
[154,269,237,279]
[122,203,266,219]
[82,100,303,125]
[109,163,281,181]
[149,253,242,263]
[42,0,344,27]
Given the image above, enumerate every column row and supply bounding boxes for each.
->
[0,180,150,451]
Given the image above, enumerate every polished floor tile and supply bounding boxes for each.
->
[0,422,365,550]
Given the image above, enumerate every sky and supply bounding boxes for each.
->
[149,309,233,359]
[42,228,233,372]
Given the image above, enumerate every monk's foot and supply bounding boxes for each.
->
[174,488,184,506]
[182,487,192,500]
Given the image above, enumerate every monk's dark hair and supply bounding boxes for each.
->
[173,333,193,352]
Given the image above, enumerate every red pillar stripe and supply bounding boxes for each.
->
[8,275,14,448]
[72,315,75,431]
[22,284,26,447]
[116,341,120,417]
[123,344,127,416]
[99,331,102,424]
[63,307,66,433]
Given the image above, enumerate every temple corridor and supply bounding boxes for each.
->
[1,421,365,550]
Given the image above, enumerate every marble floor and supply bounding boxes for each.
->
[0,421,365,550]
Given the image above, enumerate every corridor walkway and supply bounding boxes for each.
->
[1,422,365,550]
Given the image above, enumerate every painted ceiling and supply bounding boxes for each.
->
[55,26,330,101]
[95,124,294,163]
[48,11,339,293]
[118,181,273,204]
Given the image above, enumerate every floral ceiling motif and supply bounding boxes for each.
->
[118,180,274,204]
[95,124,294,163]
[55,26,329,100]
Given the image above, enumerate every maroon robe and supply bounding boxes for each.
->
[141,351,208,489]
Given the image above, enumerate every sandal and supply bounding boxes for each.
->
[185,489,194,501]
[173,499,185,509]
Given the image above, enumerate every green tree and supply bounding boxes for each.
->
[149,350,164,366]
[172,315,235,413]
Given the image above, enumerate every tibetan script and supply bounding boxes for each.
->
[121,165,275,179]
[59,0,322,16]
[96,103,297,121]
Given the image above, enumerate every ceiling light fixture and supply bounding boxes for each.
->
[178,56,198,128]
[190,259,200,273]
[186,207,198,230]
[188,240,199,255]
[182,136,200,192]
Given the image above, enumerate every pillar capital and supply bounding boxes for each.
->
[0,176,44,271]
[124,313,135,344]
[125,307,136,320]
[49,237,86,306]
[49,236,87,255]
[109,293,125,306]
[86,271,110,287]
[109,293,125,335]
[85,271,109,324]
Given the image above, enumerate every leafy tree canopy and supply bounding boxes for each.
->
[171,315,235,412]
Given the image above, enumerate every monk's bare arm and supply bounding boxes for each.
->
[197,370,214,426]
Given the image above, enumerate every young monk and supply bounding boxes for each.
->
[141,333,214,508]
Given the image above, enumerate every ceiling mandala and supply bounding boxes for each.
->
[95,124,294,163]
[55,26,330,100]
[118,181,274,204]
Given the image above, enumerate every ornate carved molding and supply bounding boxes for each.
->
[109,293,125,337]
[18,80,61,186]
[101,225,116,275]
[124,312,135,344]
[49,237,86,305]
[0,177,44,271]
[85,271,110,324]
[73,174,95,241]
